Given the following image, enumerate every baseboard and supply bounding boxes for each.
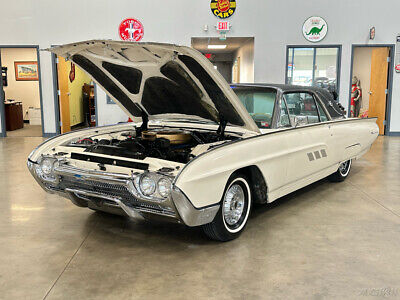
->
[43,132,57,138]
[71,122,86,130]
[387,131,400,136]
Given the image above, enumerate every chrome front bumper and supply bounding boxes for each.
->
[27,161,219,227]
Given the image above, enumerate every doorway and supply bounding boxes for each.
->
[350,45,394,135]
[0,47,43,137]
[191,37,254,84]
[53,55,96,134]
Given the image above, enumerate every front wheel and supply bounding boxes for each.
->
[328,159,352,182]
[202,174,252,241]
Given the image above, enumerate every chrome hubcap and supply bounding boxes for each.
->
[223,183,245,226]
[339,160,350,175]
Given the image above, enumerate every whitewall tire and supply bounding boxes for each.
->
[328,159,352,182]
[202,174,252,241]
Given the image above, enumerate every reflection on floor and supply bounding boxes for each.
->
[0,136,399,299]
[6,124,42,137]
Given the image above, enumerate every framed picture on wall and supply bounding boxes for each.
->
[14,61,39,81]
[106,95,116,104]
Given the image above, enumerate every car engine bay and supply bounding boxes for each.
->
[66,127,242,164]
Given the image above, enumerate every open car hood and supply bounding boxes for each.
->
[48,40,259,133]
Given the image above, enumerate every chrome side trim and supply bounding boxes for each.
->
[345,143,361,149]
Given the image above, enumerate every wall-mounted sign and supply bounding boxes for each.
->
[106,95,116,104]
[119,18,144,42]
[302,16,328,43]
[369,27,376,40]
[395,34,400,73]
[217,21,230,31]
[210,0,236,19]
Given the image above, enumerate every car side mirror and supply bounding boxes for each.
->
[294,116,308,127]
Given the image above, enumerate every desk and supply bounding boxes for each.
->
[5,102,23,131]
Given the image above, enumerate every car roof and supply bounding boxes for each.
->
[231,83,346,119]
[230,83,329,93]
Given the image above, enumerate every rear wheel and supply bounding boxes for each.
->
[328,159,352,182]
[202,174,252,242]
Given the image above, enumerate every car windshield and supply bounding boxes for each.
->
[232,87,277,128]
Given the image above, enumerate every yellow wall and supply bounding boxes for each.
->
[1,48,40,121]
[67,63,92,126]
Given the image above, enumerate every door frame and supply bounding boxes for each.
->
[51,52,98,135]
[348,44,395,135]
[51,52,61,135]
[285,44,342,97]
[0,45,44,137]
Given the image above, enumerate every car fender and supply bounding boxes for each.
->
[174,131,290,209]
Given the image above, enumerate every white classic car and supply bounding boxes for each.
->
[28,41,378,241]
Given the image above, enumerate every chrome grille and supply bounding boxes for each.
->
[61,177,133,200]
[60,176,174,215]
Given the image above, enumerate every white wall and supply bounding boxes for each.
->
[352,47,372,111]
[233,38,254,83]
[95,86,129,126]
[0,0,400,134]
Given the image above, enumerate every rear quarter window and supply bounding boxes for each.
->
[316,90,345,119]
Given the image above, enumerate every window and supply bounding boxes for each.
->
[233,88,277,128]
[315,99,328,122]
[278,99,291,128]
[286,46,340,99]
[284,92,320,125]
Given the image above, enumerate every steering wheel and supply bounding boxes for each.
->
[251,113,272,121]
[250,113,272,128]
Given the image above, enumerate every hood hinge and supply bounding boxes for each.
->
[217,117,228,140]
[136,113,148,136]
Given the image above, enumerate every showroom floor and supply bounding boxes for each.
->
[6,124,42,137]
[0,136,399,299]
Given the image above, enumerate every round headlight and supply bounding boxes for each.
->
[140,175,156,196]
[41,159,54,176]
[157,178,172,198]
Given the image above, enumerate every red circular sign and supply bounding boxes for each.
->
[217,0,230,12]
[119,18,144,42]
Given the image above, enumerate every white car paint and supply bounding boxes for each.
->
[27,40,379,228]
[174,118,378,208]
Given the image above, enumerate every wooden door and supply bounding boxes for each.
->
[56,56,71,133]
[232,56,240,83]
[369,48,389,135]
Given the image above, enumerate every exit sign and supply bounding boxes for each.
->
[217,21,230,31]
